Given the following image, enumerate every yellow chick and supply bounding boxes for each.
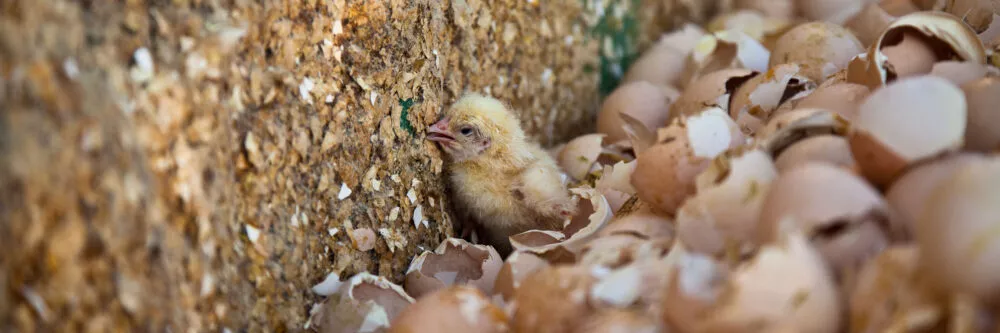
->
[427,94,577,256]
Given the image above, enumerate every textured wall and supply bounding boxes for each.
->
[0,0,688,331]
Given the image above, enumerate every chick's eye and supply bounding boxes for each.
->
[459,127,473,136]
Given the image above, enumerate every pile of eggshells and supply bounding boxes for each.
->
[308,1,1000,332]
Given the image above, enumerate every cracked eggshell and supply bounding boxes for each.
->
[632,108,746,216]
[664,231,841,333]
[916,157,1000,303]
[622,24,707,88]
[595,160,638,213]
[943,0,995,33]
[494,251,550,301]
[962,76,1000,152]
[706,10,794,44]
[676,149,778,258]
[757,163,897,276]
[885,153,984,237]
[848,245,941,333]
[770,22,865,83]
[671,68,757,120]
[511,265,598,333]
[316,272,416,333]
[732,0,797,20]
[403,238,502,299]
[757,108,851,156]
[597,82,677,144]
[849,76,966,187]
[850,11,987,89]
[576,309,662,333]
[729,63,817,135]
[509,188,613,261]
[775,82,870,121]
[798,0,870,24]
[557,134,606,180]
[598,210,673,240]
[774,135,856,173]
[680,31,770,89]
[387,286,508,333]
[845,2,896,47]
[930,60,993,85]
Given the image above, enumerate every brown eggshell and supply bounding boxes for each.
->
[944,0,995,33]
[757,108,850,156]
[576,309,662,333]
[798,0,869,24]
[404,238,503,299]
[930,60,993,85]
[509,188,613,261]
[881,0,922,16]
[664,230,842,333]
[961,76,1000,152]
[758,163,897,277]
[885,153,983,241]
[775,82,870,121]
[706,10,793,43]
[850,11,987,89]
[849,76,967,187]
[847,246,941,333]
[494,251,549,301]
[314,272,416,333]
[599,210,674,240]
[558,134,606,180]
[770,21,865,83]
[732,0,797,20]
[387,286,508,333]
[671,68,757,119]
[597,81,676,144]
[915,157,1000,303]
[632,109,746,216]
[622,24,707,88]
[774,135,856,173]
[595,160,638,213]
[511,265,598,332]
[729,63,817,135]
[844,2,896,47]
[680,30,770,90]
[676,149,778,257]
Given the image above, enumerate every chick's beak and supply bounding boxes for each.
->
[426,118,456,144]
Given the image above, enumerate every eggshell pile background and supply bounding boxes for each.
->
[313,1,1000,332]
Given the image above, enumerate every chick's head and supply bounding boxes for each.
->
[428,94,527,163]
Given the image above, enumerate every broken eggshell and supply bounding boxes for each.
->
[929,60,994,85]
[494,251,550,301]
[844,2,896,47]
[885,153,984,237]
[403,237,502,299]
[773,134,857,173]
[961,76,1000,152]
[849,11,987,89]
[728,63,817,135]
[676,148,778,258]
[757,163,898,277]
[756,108,851,157]
[680,30,770,89]
[622,24,708,89]
[387,286,509,333]
[632,108,746,216]
[798,0,870,25]
[594,160,638,213]
[847,245,942,333]
[663,229,842,333]
[670,68,758,120]
[557,134,607,180]
[313,272,416,333]
[511,265,598,333]
[774,82,870,121]
[916,157,1000,304]
[849,76,966,187]
[509,188,613,261]
[706,9,793,44]
[597,82,678,144]
[769,21,865,83]
[575,309,662,333]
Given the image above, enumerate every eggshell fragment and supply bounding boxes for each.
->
[387,286,508,333]
[632,108,745,216]
[943,0,995,33]
[680,30,770,88]
[676,149,778,258]
[757,163,897,276]
[670,68,757,119]
[775,82,870,121]
[575,309,662,333]
[595,160,638,213]
[844,2,895,47]
[961,76,1000,152]
[757,108,850,157]
[731,0,797,20]
[880,30,939,78]
[597,82,677,143]
[774,135,856,173]
[847,246,942,333]
[494,251,550,301]
[403,238,503,299]
[706,10,792,44]
[664,230,842,333]
[729,63,817,134]
[314,272,416,333]
[509,188,613,260]
[930,60,993,85]
[885,153,984,236]
[849,76,966,187]
[798,0,869,24]
[769,21,865,83]
[511,265,598,333]
[916,157,1000,303]
[557,134,606,180]
[598,210,673,240]
[622,24,707,88]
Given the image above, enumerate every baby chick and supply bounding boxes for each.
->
[427,94,577,256]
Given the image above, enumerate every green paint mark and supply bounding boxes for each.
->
[587,0,641,97]
[399,98,416,136]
